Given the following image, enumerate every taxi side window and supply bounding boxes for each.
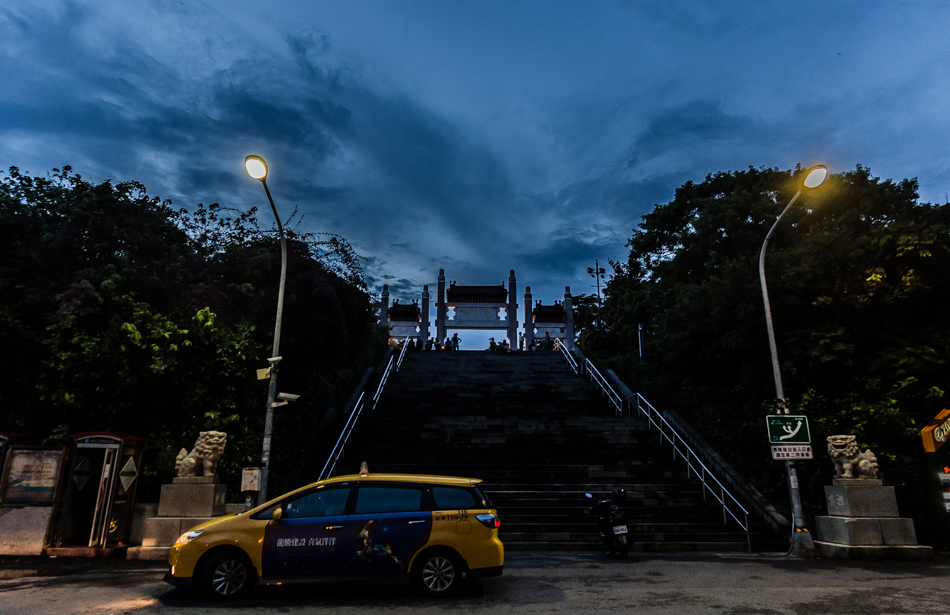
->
[284,487,350,519]
[254,503,280,520]
[432,486,477,509]
[354,486,424,514]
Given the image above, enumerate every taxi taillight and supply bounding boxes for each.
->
[476,513,500,529]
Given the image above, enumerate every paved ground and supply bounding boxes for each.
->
[2,551,950,614]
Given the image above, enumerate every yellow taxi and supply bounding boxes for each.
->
[165,472,503,599]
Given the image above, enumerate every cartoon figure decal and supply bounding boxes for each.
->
[356,520,404,568]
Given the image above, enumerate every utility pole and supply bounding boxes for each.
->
[587,259,606,328]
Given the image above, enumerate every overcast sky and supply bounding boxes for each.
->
[3,1,949,345]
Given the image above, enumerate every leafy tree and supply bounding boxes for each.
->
[590,165,950,544]
[0,167,385,499]
[573,292,626,353]
[570,293,598,337]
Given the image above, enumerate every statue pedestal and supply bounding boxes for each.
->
[126,480,228,561]
[158,478,227,517]
[814,479,933,559]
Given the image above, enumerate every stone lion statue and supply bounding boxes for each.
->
[175,431,227,478]
[827,435,878,480]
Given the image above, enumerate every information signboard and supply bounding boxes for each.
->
[771,445,813,460]
[766,415,811,444]
[1,448,64,505]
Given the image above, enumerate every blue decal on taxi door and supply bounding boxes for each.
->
[262,485,351,579]
[345,511,431,574]
[343,485,431,575]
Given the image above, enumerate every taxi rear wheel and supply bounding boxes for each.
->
[413,550,463,596]
[200,550,254,600]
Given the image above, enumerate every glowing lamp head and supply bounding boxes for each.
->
[245,155,268,181]
[803,165,828,189]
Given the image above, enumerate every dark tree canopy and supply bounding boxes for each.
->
[587,165,950,544]
[0,166,386,498]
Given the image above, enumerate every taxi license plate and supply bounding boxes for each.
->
[612,525,628,535]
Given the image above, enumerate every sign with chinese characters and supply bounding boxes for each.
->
[276,537,336,548]
[766,415,811,444]
[771,445,813,460]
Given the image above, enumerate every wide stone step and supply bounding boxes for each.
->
[332,460,693,479]
[348,464,686,480]
[501,517,743,529]
[500,529,748,541]
[502,540,753,552]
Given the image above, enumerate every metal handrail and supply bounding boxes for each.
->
[395,335,411,372]
[557,340,579,373]
[632,392,750,547]
[558,349,751,549]
[584,359,623,416]
[319,338,410,479]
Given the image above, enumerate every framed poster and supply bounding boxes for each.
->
[1,448,65,505]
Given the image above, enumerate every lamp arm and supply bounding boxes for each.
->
[261,180,288,359]
[758,189,801,410]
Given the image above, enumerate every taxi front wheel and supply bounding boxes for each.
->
[200,550,255,600]
[413,550,463,596]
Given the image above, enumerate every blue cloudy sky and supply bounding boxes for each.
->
[3,1,949,337]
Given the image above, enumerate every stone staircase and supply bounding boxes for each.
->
[338,351,786,552]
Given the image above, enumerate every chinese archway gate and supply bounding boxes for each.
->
[380,268,574,350]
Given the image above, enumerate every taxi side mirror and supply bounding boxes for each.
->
[270,507,283,524]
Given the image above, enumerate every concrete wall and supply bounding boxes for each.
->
[0,506,53,555]
[130,502,158,545]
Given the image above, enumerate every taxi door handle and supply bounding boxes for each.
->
[408,520,427,525]
[324,524,343,531]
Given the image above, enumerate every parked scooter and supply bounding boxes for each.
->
[584,487,631,557]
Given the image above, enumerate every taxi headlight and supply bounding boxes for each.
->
[173,529,204,547]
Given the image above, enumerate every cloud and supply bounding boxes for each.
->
[3,0,949,313]
[626,99,759,170]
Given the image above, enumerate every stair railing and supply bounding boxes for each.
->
[559,347,752,550]
[632,392,751,549]
[319,338,411,479]
[558,340,579,373]
[559,343,622,415]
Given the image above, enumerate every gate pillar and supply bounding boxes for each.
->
[437,269,447,342]
[507,270,518,345]
[523,286,534,350]
[564,286,575,351]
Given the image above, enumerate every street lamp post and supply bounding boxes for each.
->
[245,154,288,506]
[758,164,828,557]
